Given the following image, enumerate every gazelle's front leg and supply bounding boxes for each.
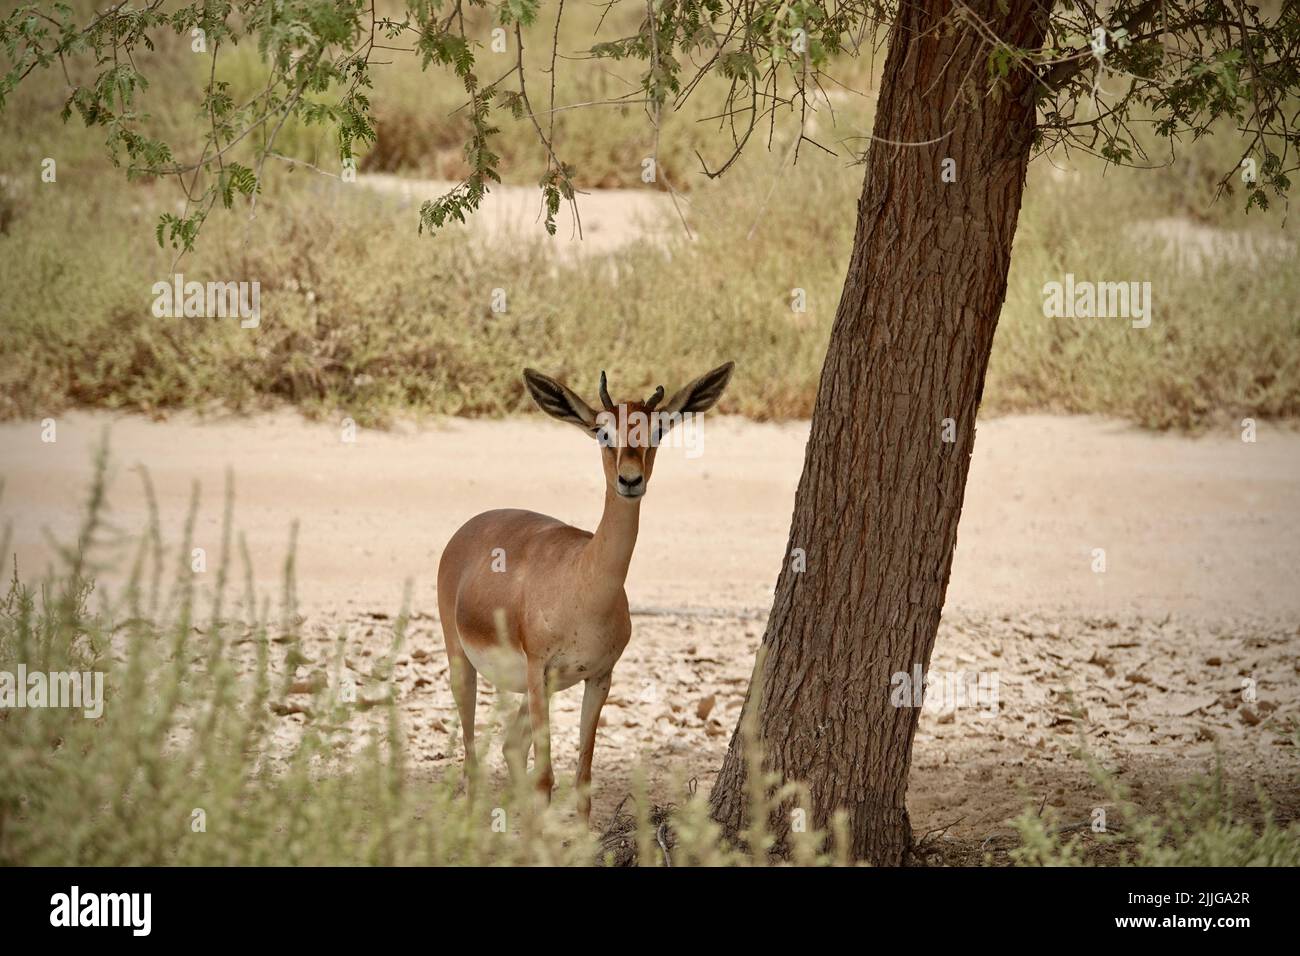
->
[576,671,612,824]
[525,658,553,803]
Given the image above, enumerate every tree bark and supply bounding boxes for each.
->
[709,0,1048,865]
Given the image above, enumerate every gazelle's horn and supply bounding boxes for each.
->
[599,370,615,411]
[644,385,665,411]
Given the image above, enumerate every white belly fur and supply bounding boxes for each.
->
[462,642,529,694]
[462,633,624,695]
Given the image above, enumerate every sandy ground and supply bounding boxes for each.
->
[357,172,675,258]
[2,411,1298,856]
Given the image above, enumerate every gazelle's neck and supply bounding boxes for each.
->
[584,487,641,603]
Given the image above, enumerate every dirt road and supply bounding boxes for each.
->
[2,411,1298,853]
[5,411,1297,618]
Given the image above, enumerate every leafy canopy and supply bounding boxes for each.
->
[3,0,1297,251]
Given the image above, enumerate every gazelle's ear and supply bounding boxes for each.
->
[523,369,601,435]
[662,361,735,417]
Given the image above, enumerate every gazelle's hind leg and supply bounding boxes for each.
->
[525,657,554,804]
[502,698,532,785]
[440,608,478,791]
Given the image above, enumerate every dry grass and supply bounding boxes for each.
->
[0,7,1295,431]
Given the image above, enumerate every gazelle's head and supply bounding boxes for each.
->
[523,362,735,501]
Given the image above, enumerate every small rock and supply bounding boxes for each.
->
[288,671,328,695]
[357,689,393,710]
[270,701,313,718]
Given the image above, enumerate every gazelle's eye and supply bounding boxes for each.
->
[594,425,614,447]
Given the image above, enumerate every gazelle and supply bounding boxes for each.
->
[436,362,734,822]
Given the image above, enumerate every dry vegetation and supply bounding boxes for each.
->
[0,4,1296,430]
[2,455,1297,865]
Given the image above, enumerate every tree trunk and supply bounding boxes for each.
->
[708,0,1048,865]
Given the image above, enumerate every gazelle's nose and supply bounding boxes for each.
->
[617,474,644,497]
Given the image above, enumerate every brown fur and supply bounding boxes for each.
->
[437,364,733,821]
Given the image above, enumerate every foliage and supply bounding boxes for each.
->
[3,1,1298,252]
[1030,0,1300,211]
